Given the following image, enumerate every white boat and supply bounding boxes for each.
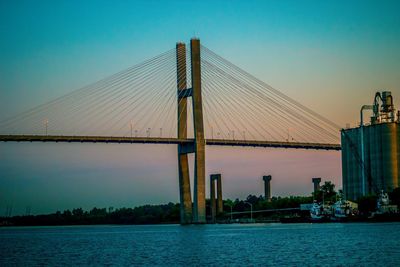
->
[310,201,324,221]
[331,198,351,221]
[375,190,398,215]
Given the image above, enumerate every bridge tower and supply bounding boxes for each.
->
[176,39,206,224]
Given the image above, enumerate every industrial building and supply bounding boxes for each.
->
[341,91,400,200]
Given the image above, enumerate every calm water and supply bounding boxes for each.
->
[1,223,400,266]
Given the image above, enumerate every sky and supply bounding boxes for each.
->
[0,0,399,215]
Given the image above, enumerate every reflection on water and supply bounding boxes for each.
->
[1,223,400,266]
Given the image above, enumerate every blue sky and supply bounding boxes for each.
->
[1,0,399,122]
[0,0,399,214]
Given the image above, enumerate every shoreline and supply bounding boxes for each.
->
[2,217,400,228]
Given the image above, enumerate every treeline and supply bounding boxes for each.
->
[2,185,399,226]
[1,195,314,226]
[0,181,336,226]
[223,195,312,213]
[0,181,337,226]
[1,203,180,226]
[223,181,336,215]
[218,195,313,221]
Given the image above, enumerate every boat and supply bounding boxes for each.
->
[331,198,351,221]
[310,201,328,222]
[374,190,398,215]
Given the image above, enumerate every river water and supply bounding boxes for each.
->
[1,223,399,266]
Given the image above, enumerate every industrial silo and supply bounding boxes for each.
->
[341,127,363,200]
[398,123,400,185]
[341,91,399,200]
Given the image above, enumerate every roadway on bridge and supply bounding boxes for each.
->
[0,135,341,150]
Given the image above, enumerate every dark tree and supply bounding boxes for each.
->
[358,195,377,215]
[389,188,400,207]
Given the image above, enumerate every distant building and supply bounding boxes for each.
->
[341,91,399,200]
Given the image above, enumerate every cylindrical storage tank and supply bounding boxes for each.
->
[380,123,398,192]
[398,123,400,187]
[341,128,362,200]
[341,130,349,199]
[353,127,362,198]
[363,125,371,195]
[369,124,381,193]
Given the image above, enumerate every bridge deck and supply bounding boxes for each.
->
[0,135,341,150]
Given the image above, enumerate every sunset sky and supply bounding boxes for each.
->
[1,0,399,215]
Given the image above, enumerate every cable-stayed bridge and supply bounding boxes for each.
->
[0,39,341,224]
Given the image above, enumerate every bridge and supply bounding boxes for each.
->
[0,39,341,224]
[0,135,340,150]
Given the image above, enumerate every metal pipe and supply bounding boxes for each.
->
[360,105,374,126]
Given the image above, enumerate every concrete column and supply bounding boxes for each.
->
[191,38,206,224]
[210,176,216,223]
[176,42,192,224]
[263,175,272,201]
[216,174,223,213]
[312,177,322,193]
[210,173,222,223]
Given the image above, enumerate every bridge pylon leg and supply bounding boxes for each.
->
[210,175,216,223]
[216,174,223,214]
[176,42,192,224]
[210,173,222,223]
[191,38,206,224]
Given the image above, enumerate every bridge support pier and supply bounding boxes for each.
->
[263,175,272,202]
[210,174,222,223]
[216,175,223,213]
[312,177,322,193]
[210,175,216,223]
